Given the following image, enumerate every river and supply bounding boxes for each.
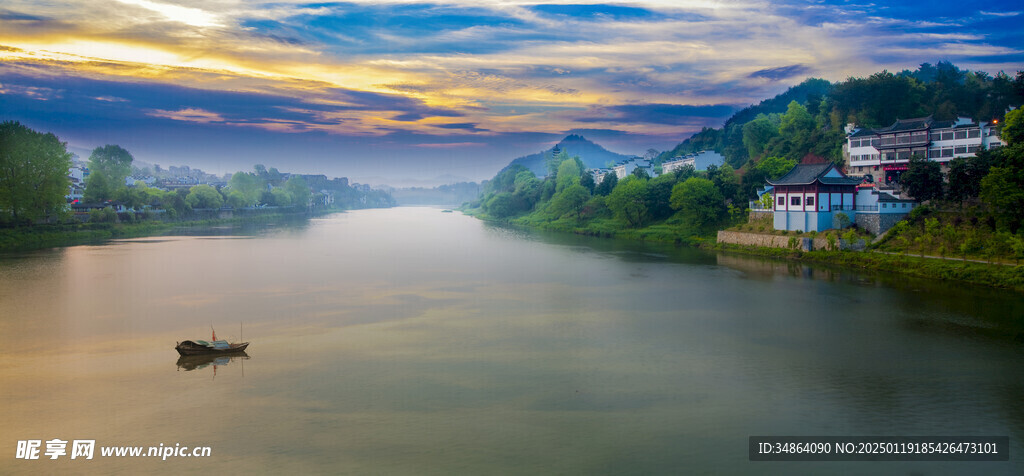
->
[1,207,1022,474]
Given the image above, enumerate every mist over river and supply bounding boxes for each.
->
[1,207,1022,474]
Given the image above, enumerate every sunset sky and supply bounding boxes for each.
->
[1,1,1022,186]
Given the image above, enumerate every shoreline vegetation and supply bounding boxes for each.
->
[467,209,1024,293]
[0,208,333,253]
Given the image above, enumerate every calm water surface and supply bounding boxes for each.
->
[1,207,1022,474]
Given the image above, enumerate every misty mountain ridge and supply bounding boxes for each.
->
[505,134,632,176]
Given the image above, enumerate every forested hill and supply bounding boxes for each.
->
[659,61,1024,171]
[505,134,631,176]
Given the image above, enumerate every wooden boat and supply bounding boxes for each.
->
[175,339,249,356]
[176,352,249,371]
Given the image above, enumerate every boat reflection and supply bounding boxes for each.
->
[175,351,250,372]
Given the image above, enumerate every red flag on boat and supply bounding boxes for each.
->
[211,326,216,341]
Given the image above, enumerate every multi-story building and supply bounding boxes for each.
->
[661,150,725,174]
[846,116,1004,184]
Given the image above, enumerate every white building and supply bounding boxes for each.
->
[661,150,725,174]
[613,158,651,179]
[846,116,1003,184]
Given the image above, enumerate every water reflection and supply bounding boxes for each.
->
[175,352,249,372]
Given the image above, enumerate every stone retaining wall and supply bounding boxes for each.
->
[717,230,866,252]
[856,213,906,235]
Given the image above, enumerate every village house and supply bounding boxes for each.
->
[661,150,725,174]
[768,162,917,234]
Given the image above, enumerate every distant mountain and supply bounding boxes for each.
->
[505,134,632,176]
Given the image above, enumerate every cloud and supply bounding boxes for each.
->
[1,0,1021,183]
[575,104,738,126]
[148,107,226,123]
[749,64,811,81]
[434,122,489,133]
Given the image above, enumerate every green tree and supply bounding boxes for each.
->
[980,109,1024,231]
[1000,107,1024,145]
[946,152,992,204]
[595,172,618,196]
[226,190,249,209]
[485,192,516,218]
[579,170,596,193]
[185,184,224,209]
[606,176,648,227]
[742,114,779,160]
[555,158,582,192]
[549,183,590,219]
[645,173,677,221]
[901,155,944,202]
[85,144,134,202]
[0,121,72,223]
[283,176,311,206]
[670,177,726,229]
[227,171,265,207]
[631,166,650,180]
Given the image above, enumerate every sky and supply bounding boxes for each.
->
[1,1,1022,186]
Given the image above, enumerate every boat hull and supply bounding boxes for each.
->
[175,340,249,356]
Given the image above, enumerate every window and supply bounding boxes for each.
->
[942,131,954,141]
[882,203,887,209]
[968,129,980,138]
[968,145,980,153]
[806,197,814,206]
[902,203,907,208]
[791,196,801,206]
[930,132,943,141]
[955,130,967,140]
[778,196,784,206]
[955,146,967,155]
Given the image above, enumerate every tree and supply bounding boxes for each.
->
[605,176,648,227]
[579,170,596,193]
[595,172,618,196]
[670,177,726,229]
[901,155,944,202]
[283,176,311,207]
[742,115,779,160]
[555,158,582,192]
[946,152,992,203]
[227,171,265,207]
[185,184,224,209]
[741,156,795,200]
[980,113,1024,231]
[0,121,72,223]
[485,192,516,218]
[1001,108,1024,147]
[85,144,133,202]
[549,183,590,219]
[645,173,677,221]
[707,163,739,202]
[631,166,650,180]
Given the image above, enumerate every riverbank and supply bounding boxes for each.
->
[463,208,712,246]
[712,241,1024,292]
[0,209,335,253]
[464,210,1024,292]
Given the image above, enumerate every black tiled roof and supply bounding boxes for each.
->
[886,116,933,132]
[767,164,862,186]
